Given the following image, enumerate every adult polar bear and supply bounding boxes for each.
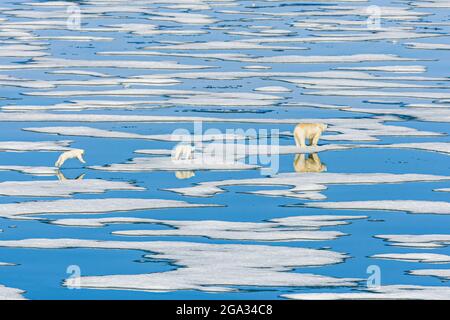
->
[293,123,328,148]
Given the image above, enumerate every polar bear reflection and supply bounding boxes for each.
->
[55,149,86,168]
[56,170,85,181]
[175,171,195,179]
[294,153,327,173]
[293,123,327,148]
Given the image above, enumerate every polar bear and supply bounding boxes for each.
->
[55,149,86,168]
[294,153,327,173]
[293,123,328,148]
[172,144,195,161]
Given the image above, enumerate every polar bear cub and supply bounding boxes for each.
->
[173,144,195,160]
[293,123,328,148]
[55,149,86,168]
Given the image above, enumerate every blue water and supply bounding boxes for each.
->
[0,0,449,299]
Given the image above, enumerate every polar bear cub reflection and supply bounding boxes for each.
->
[293,123,328,148]
[173,144,195,160]
[175,171,195,179]
[55,149,86,168]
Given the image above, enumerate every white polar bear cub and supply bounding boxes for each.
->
[172,144,195,160]
[55,149,86,168]
[293,123,328,148]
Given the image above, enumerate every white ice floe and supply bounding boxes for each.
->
[0,285,26,300]
[305,200,450,215]
[22,90,282,107]
[409,269,450,280]
[47,70,112,78]
[283,285,450,300]
[0,141,71,152]
[90,156,259,172]
[282,78,439,90]
[0,198,218,220]
[0,238,358,292]
[371,253,450,263]
[365,142,450,155]
[143,40,306,51]
[0,166,58,176]
[0,57,212,70]
[1,115,438,143]
[242,65,272,70]
[0,44,47,57]
[334,65,426,73]
[23,126,249,142]
[52,215,366,242]
[244,54,414,64]
[405,42,450,50]
[337,107,450,123]
[254,86,292,93]
[375,234,450,248]
[307,90,450,102]
[165,173,449,198]
[0,179,144,197]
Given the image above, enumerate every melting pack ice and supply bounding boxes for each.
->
[0,0,449,300]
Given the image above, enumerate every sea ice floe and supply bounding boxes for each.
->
[51,215,367,242]
[337,107,450,123]
[408,269,450,280]
[304,200,450,215]
[0,115,438,143]
[334,65,426,73]
[165,173,450,198]
[371,253,450,263]
[0,166,58,176]
[0,238,358,292]
[22,90,282,108]
[0,179,144,197]
[0,198,218,220]
[281,78,438,90]
[365,143,450,155]
[375,234,450,248]
[90,156,259,172]
[283,285,450,300]
[307,90,450,101]
[0,285,26,300]
[47,70,112,78]
[0,140,71,152]
[23,126,249,142]
[0,57,212,70]
[0,44,47,57]
[243,54,415,64]
[143,40,306,51]
[254,86,292,93]
[405,42,450,50]
[434,188,450,192]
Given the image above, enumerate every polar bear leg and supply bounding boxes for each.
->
[76,154,86,164]
[311,132,321,146]
[294,129,306,148]
[174,146,183,160]
[55,154,66,168]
